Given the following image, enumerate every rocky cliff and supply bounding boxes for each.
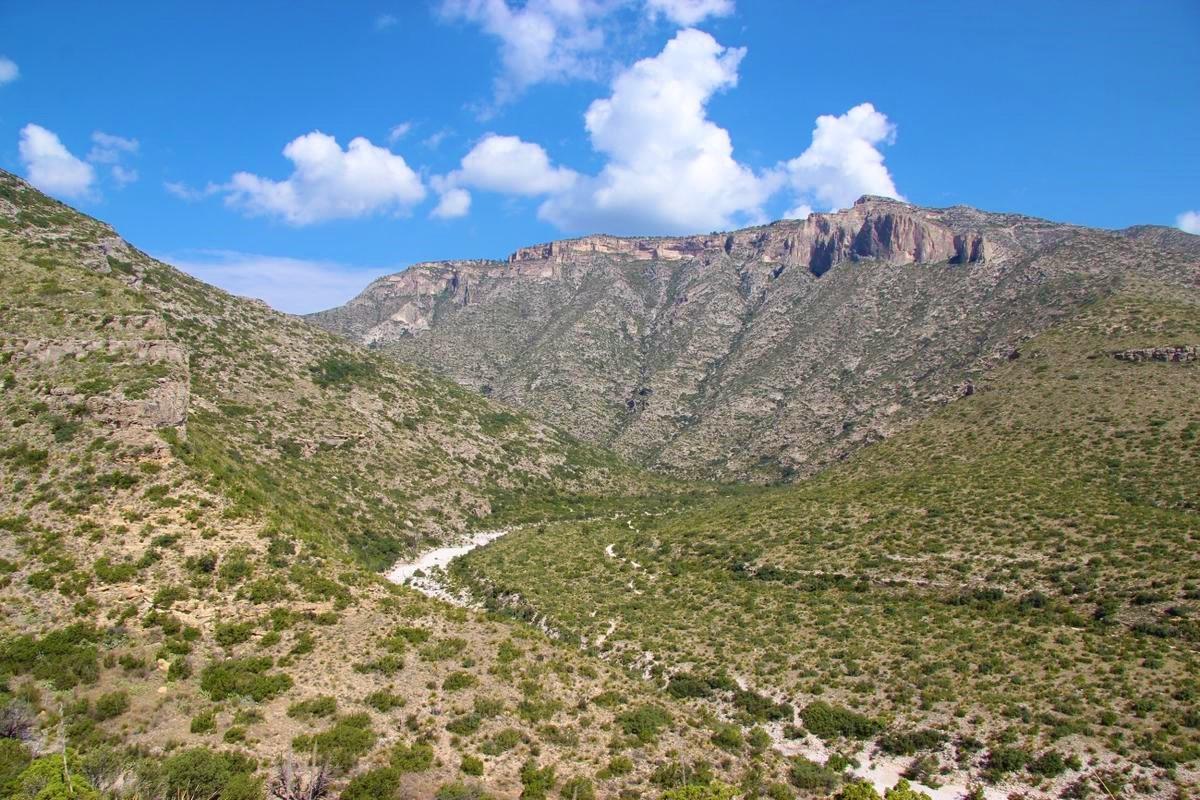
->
[310,197,1200,481]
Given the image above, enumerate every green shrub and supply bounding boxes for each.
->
[598,755,633,778]
[91,690,129,721]
[559,776,596,800]
[481,728,521,756]
[711,724,743,750]
[800,701,881,741]
[421,637,468,661]
[984,747,1030,780]
[26,571,54,590]
[660,784,740,800]
[616,704,670,743]
[447,713,483,736]
[160,748,257,800]
[391,740,434,773]
[732,689,792,722]
[342,767,401,800]
[308,353,377,388]
[214,621,255,647]
[13,753,100,800]
[93,556,138,584]
[292,714,376,773]
[1027,751,1067,777]
[287,695,337,720]
[519,758,556,800]
[837,781,882,800]
[878,729,947,756]
[443,671,478,692]
[0,739,32,799]
[0,624,101,690]
[884,779,933,800]
[436,782,495,800]
[365,689,406,712]
[199,657,292,701]
[190,709,217,734]
[462,754,484,776]
[789,755,841,792]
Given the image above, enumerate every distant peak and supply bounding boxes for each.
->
[853,194,909,207]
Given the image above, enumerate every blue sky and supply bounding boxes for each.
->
[1,0,1198,313]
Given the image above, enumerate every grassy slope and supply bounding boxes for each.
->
[455,289,1200,796]
[0,173,775,799]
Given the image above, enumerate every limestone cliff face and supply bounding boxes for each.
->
[313,197,994,345]
[309,197,1200,481]
[507,196,991,274]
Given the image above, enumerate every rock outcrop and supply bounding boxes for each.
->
[1111,345,1199,363]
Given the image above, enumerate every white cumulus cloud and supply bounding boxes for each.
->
[432,187,473,219]
[223,132,426,225]
[784,102,902,212]
[0,56,18,85]
[458,134,577,195]
[644,0,733,25]
[1177,211,1200,235]
[162,250,391,315]
[18,124,96,199]
[440,0,612,102]
[539,28,774,234]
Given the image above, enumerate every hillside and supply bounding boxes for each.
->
[451,289,1200,797]
[310,199,1200,482]
[0,171,778,799]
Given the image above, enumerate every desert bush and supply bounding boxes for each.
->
[789,755,841,792]
[160,747,257,800]
[878,729,946,756]
[711,724,743,751]
[481,729,521,756]
[365,689,405,712]
[0,739,32,798]
[519,758,556,799]
[0,624,101,690]
[292,714,375,773]
[190,709,216,734]
[616,704,670,743]
[200,656,292,701]
[214,621,255,647]
[91,690,129,721]
[443,671,478,692]
[597,755,633,778]
[559,776,596,800]
[837,781,882,800]
[287,696,337,720]
[341,767,399,800]
[447,713,483,736]
[391,740,434,773]
[800,701,881,741]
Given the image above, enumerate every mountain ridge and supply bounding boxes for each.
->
[309,197,1200,481]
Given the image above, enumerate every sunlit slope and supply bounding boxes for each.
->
[455,290,1200,793]
[0,171,771,800]
[0,170,672,570]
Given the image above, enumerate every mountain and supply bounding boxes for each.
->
[0,170,770,799]
[311,198,1200,481]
